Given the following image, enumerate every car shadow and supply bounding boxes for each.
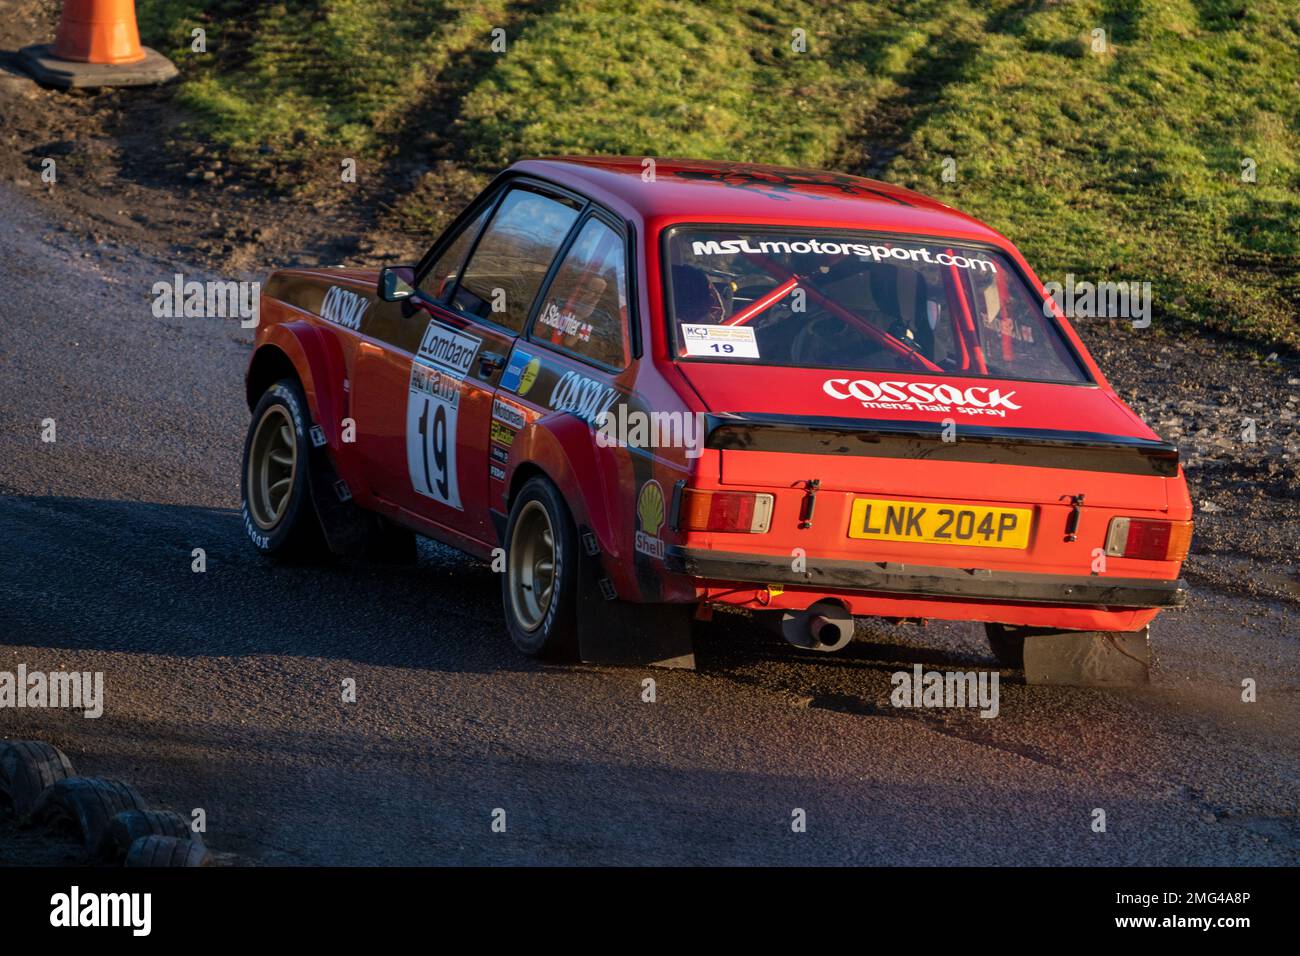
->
[0,493,998,679]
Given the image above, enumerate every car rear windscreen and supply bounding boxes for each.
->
[664,229,1089,383]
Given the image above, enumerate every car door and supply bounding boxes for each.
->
[353,180,584,545]
[490,208,638,538]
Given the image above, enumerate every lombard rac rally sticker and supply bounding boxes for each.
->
[680,323,759,358]
[406,320,481,509]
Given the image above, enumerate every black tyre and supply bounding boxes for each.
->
[502,476,579,659]
[0,740,75,820]
[107,809,197,860]
[985,623,1027,669]
[125,835,211,867]
[33,777,149,858]
[240,378,326,558]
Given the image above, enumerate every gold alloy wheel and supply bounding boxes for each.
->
[508,500,557,632]
[246,405,298,531]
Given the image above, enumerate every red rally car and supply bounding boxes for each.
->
[241,157,1191,684]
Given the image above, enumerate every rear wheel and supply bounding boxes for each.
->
[502,477,579,659]
[985,623,1027,668]
[240,379,325,558]
[985,623,1152,686]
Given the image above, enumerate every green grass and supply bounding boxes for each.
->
[137,0,1300,348]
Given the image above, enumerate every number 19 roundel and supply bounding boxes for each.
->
[406,319,482,510]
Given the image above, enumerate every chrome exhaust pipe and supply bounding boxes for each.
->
[780,601,855,652]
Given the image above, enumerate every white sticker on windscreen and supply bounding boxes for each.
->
[680,323,760,358]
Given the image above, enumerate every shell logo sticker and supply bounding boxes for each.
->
[635,480,665,560]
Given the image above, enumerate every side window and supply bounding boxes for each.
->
[451,187,581,333]
[532,218,631,369]
[418,203,492,300]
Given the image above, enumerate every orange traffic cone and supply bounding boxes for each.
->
[51,0,147,65]
[18,0,177,88]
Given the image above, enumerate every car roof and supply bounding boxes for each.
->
[509,156,1009,245]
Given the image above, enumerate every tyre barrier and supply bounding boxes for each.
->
[0,740,75,820]
[34,777,150,859]
[125,835,211,867]
[108,809,201,858]
[0,740,215,865]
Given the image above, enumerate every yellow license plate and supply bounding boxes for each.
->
[847,498,1033,549]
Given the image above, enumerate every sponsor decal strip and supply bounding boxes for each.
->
[492,397,528,430]
[490,421,516,448]
[321,285,369,330]
[549,369,620,425]
[691,238,998,273]
[824,377,1020,417]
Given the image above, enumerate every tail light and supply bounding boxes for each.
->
[677,489,774,533]
[1104,518,1193,561]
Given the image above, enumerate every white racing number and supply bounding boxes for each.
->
[406,320,481,509]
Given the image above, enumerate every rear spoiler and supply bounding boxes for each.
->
[704,412,1180,478]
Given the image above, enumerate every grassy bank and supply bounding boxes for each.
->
[137,0,1300,348]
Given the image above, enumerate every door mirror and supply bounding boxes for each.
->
[378,265,416,302]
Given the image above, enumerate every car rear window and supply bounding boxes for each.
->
[664,228,1088,383]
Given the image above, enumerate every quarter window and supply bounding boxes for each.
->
[451,187,581,333]
[532,218,631,368]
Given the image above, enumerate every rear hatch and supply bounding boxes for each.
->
[677,364,1178,575]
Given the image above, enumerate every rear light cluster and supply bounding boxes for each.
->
[1104,518,1193,561]
[677,489,773,533]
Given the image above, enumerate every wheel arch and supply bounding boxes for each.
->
[244,322,349,445]
[245,344,301,410]
[506,461,550,511]
[506,414,625,581]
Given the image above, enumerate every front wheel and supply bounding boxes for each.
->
[240,378,325,558]
[502,477,579,659]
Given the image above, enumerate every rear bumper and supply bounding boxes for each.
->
[664,547,1187,609]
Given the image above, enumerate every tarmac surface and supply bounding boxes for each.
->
[1,184,1297,865]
